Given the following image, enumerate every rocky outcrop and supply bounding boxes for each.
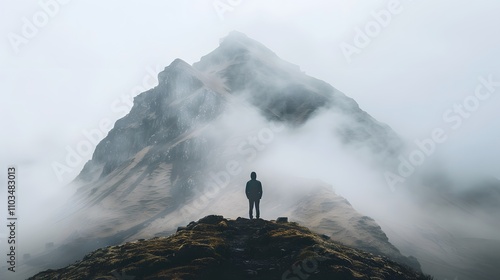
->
[41,32,422,279]
[30,216,432,280]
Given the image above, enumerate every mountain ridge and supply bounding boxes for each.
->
[77,31,404,184]
[35,32,422,278]
[19,32,500,280]
[29,215,432,280]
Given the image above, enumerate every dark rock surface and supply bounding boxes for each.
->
[30,216,433,280]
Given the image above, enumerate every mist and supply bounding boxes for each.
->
[2,1,500,279]
[3,55,498,280]
[161,66,500,279]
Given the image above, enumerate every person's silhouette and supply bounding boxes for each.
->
[245,172,263,219]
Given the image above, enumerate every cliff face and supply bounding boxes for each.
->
[30,216,431,280]
[77,32,403,187]
[23,32,500,280]
[37,32,421,278]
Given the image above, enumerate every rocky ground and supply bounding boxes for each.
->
[29,215,433,280]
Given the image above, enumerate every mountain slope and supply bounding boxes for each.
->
[66,32,406,239]
[20,31,500,280]
[38,179,421,275]
[30,216,431,280]
[33,32,423,278]
[289,184,420,270]
[77,31,403,187]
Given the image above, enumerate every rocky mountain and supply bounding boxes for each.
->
[17,31,499,280]
[19,31,427,278]
[76,31,404,186]
[30,216,432,280]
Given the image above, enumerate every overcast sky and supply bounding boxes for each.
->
[1,0,499,208]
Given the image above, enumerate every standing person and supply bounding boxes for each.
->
[246,172,263,219]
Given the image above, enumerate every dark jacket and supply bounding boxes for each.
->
[246,179,263,200]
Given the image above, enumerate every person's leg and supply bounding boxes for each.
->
[249,199,254,219]
[255,199,260,219]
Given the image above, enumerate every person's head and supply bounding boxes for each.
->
[250,172,257,180]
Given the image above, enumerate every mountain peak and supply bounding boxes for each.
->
[158,57,201,85]
[218,30,271,52]
[162,58,196,75]
[194,31,280,73]
[30,215,432,280]
[219,30,270,52]
[170,58,191,68]
[222,30,251,43]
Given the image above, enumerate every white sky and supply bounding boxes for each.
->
[1,0,499,208]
